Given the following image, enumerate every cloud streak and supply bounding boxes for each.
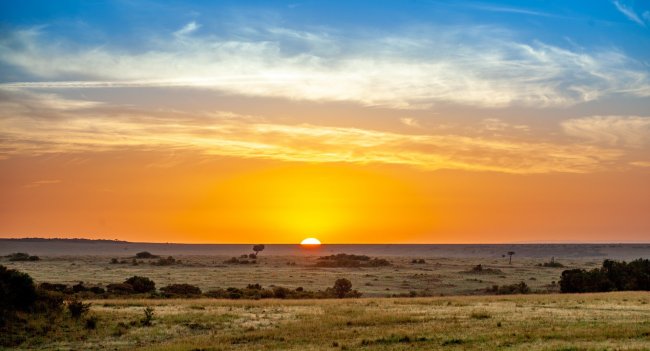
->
[562,115,650,148]
[1,25,649,109]
[0,88,627,174]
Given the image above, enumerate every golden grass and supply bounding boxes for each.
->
[18,292,650,350]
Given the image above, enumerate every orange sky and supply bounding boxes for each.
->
[1,2,650,243]
[1,149,648,243]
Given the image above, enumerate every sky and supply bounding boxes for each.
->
[0,0,649,244]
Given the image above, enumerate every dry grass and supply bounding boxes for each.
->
[15,292,650,350]
[2,255,588,296]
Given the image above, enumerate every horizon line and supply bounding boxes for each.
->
[2,237,650,245]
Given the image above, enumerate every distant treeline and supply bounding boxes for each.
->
[560,258,650,293]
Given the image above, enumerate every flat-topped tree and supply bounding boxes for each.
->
[252,244,265,258]
[506,251,515,264]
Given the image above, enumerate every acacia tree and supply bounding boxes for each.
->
[507,251,515,265]
[333,278,352,298]
[252,244,265,258]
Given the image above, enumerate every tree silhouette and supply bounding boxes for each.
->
[333,278,352,298]
[252,244,265,258]
[507,251,515,265]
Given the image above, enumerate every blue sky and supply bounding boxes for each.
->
[1,1,649,242]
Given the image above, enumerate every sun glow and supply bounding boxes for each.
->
[300,237,321,247]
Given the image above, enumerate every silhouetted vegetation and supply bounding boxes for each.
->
[537,257,565,268]
[560,258,650,293]
[6,252,40,261]
[124,276,156,293]
[141,307,155,326]
[223,257,256,264]
[66,297,91,319]
[160,284,202,297]
[464,264,503,275]
[252,244,265,258]
[152,255,179,266]
[316,253,391,268]
[135,251,159,259]
[486,282,530,295]
[411,259,426,264]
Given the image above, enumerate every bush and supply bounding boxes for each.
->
[316,254,391,268]
[124,276,156,293]
[141,307,155,326]
[85,316,98,330]
[72,282,88,293]
[333,278,352,298]
[0,265,37,312]
[486,282,530,295]
[465,264,503,275]
[411,259,426,264]
[7,253,40,262]
[135,251,159,259]
[560,259,650,293]
[67,298,91,318]
[89,286,105,294]
[153,256,178,266]
[39,282,68,293]
[106,283,135,295]
[160,284,202,297]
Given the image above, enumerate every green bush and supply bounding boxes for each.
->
[560,259,650,293]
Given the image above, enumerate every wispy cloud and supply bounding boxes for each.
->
[562,116,650,148]
[174,21,200,37]
[0,88,626,174]
[613,0,646,26]
[400,118,420,128]
[1,25,648,109]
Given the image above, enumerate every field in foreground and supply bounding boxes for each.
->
[18,292,650,350]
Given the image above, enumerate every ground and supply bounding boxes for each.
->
[14,292,650,350]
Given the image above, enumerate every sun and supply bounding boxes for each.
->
[300,237,322,247]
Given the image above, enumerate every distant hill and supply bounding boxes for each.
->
[0,237,129,244]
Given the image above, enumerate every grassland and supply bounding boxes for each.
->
[16,292,650,350]
[2,255,595,297]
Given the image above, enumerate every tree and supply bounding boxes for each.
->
[0,265,37,312]
[124,276,156,293]
[506,251,515,265]
[252,244,265,258]
[333,278,352,298]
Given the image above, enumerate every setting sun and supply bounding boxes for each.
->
[300,238,322,247]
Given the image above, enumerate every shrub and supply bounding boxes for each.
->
[153,256,177,266]
[465,264,503,275]
[7,253,40,262]
[110,258,119,264]
[135,251,159,259]
[39,282,68,293]
[72,282,88,293]
[66,298,91,318]
[160,284,202,297]
[273,286,290,299]
[0,265,37,312]
[85,316,98,330]
[316,254,391,268]
[486,282,530,295]
[89,286,105,294]
[124,276,155,293]
[141,306,155,326]
[333,278,352,298]
[411,259,426,264]
[106,283,135,295]
[560,258,650,293]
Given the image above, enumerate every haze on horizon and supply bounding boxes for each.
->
[0,0,649,244]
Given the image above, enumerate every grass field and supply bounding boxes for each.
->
[15,292,650,350]
[2,255,596,297]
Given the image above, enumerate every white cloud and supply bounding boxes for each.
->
[613,0,646,26]
[561,116,650,148]
[400,117,420,128]
[0,88,626,174]
[174,21,200,37]
[1,26,649,109]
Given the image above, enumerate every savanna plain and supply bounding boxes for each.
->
[3,242,650,350]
